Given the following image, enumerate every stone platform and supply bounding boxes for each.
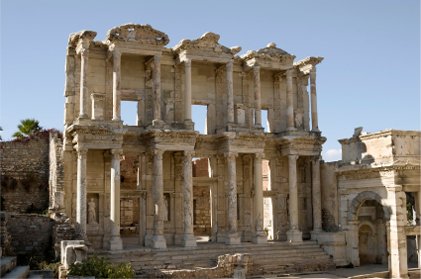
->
[98,240,335,278]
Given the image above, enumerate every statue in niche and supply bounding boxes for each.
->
[88,198,97,224]
[295,110,303,129]
[162,194,169,221]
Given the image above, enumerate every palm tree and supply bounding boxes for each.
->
[12,119,42,139]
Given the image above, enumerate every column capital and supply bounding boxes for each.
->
[288,154,299,161]
[76,146,88,157]
[253,65,261,73]
[226,59,234,68]
[153,149,164,159]
[154,54,161,63]
[224,152,238,160]
[183,150,193,158]
[111,149,124,160]
[184,58,192,66]
[313,155,322,162]
[255,152,264,160]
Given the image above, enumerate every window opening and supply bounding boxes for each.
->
[121,100,138,126]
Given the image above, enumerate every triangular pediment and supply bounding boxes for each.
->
[243,43,295,68]
[106,23,169,46]
[174,32,241,57]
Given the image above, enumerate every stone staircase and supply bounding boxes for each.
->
[103,240,335,277]
[0,256,30,279]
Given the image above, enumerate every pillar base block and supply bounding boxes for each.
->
[286,127,297,132]
[287,229,303,243]
[252,233,267,244]
[151,234,167,249]
[183,119,194,130]
[225,233,241,245]
[310,229,322,241]
[182,234,197,247]
[311,128,320,132]
[109,236,123,250]
[152,119,165,128]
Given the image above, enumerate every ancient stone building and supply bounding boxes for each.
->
[59,23,324,251]
[320,128,421,278]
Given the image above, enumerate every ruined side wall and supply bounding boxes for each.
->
[320,162,340,231]
[0,134,50,213]
[7,213,54,262]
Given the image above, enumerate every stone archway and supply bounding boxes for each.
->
[347,191,390,266]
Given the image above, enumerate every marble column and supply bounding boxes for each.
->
[311,157,322,237]
[253,153,267,243]
[302,79,310,131]
[310,67,319,131]
[286,69,295,130]
[79,48,89,118]
[184,59,192,122]
[253,65,262,127]
[153,55,162,124]
[112,49,121,121]
[182,151,196,247]
[152,149,166,248]
[287,154,302,242]
[76,147,87,238]
[226,152,240,244]
[387,186,408,278]
[416,192,421,268]
[109,149,123,250]
[226,60,235,125]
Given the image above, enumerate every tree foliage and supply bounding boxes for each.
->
[12,119,42,139]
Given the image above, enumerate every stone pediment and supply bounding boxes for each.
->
[174,32,241,61]
[243,43,295,68]
[68,30,97,48]
[105,23,169,46]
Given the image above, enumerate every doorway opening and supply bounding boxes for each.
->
[192,105,208,134]
[192,157,212,242]
[121,100,138,126]
[262,159,274,240]
[261,109,270,132]
[357,199,387,265]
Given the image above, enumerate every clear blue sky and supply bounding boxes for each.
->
[1,0,419,161]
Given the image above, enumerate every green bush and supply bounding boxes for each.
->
[68,255,134,279]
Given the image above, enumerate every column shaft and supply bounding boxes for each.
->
[182,151,196,247]
[184,59,192,121]
[112,50,121,121]
[310,68,319,131]
[287,154,302,242]
[253,66,262,127]
[152,149,166,248]
[79,49,89,118]
[110,149,123,250]
[226,153,240,244]
[76,148,87,238]
[286,69,295,130]
[153,55,162,122]
[226,60,234,124]
[253,153,266,243]
[311,157,322,233]
[387,187,408,278]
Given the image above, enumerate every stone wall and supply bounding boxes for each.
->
[320,162,340,232]
[0,133,50,213]
[193,186,212,235]
[6,213,54,263]
[0,212,12,256]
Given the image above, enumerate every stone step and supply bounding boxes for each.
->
[0,257,17,276]
[3,265,30,279]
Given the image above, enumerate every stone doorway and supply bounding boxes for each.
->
[357,199,387,265]
[192,157,214,242]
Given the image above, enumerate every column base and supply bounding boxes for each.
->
[151,234,167,249]
[184,119,194,130]
[152,119,165,128]
[225,233,241,245]
[109,236,123,250]
[182,234,197,247]
[252,232,267,244]
[287,229,302,243]
[311,229,322,241]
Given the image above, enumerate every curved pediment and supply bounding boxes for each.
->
[174,32,241,57]
[106,23,169,46]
